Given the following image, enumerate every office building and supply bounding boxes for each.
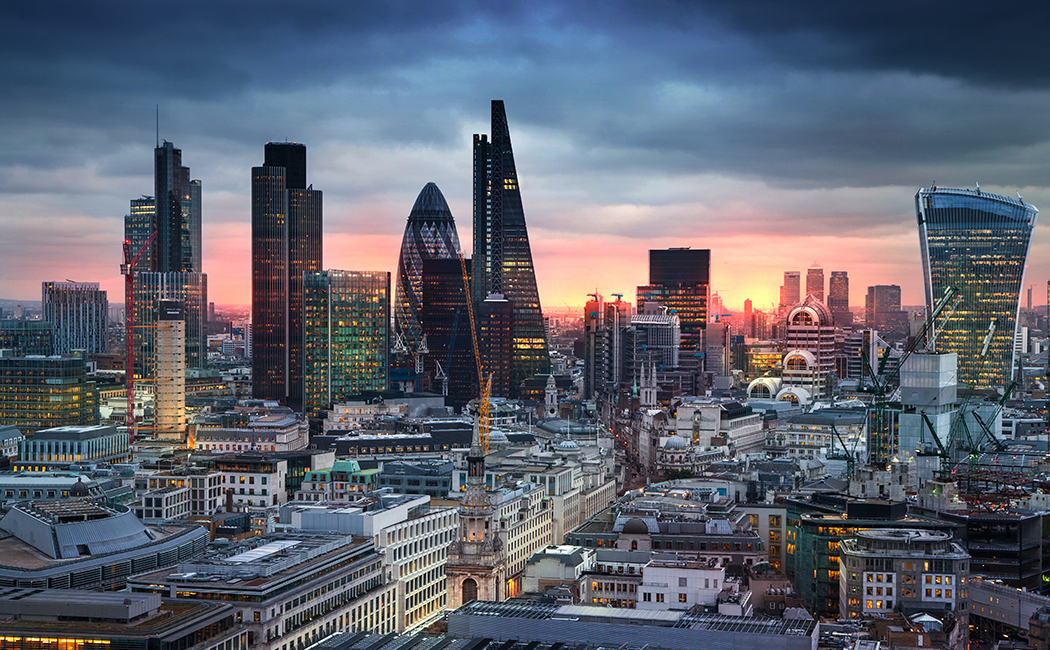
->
[421,258,477,406]
[154,300,187,442]
[15,424,130,471]
[917,186,1037,388]
[839,529,970,621]
[0,589,244,650]
[806,265,824,302]
[128,532,398,645]
[153,141,202,274]
[252,142,323,410]
[0,351,99,434]
[637,248,710,356]
[303,270,390,419]
[781,296,837,399]
[193,407,309,454]
[0,499,208,590]
[394,182,463,358]
[472,100,550,393]
[0,319,52,356]
[828,271,851,327]
[124,195,157,272]
[780,271,801,309]
[133,271,208,377]
[41,281,108,355]
[478,294,515,397]
[865,285,909,342]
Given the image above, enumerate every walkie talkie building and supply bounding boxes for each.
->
[916,186,1037,388]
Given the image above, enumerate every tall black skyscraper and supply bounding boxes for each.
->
[637,248,710,355]
[154,141,202,274]
[472,101,550,395]
[252,142,322,411]
[828,271,852,327]
[125,143,207,380]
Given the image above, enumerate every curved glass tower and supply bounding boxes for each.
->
[394,183,463,354]
[916,186,1038,388]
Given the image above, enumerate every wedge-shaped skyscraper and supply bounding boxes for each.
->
[472,101,550,394]
[916,186,1037,388]
[394,183,463,355]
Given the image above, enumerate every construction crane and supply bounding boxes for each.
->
[861,285,960,465]
[457,254,490,454]
[971,381,1016,454]
[415,333,428,392]
[121,232,157,445]
[830,423,862,488]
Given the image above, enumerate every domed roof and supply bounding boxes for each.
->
[69,477,90,498]
[622,518,649,535]
[488,430,508,443]
[663,434,689,450]
[556,439,580,451]
[408,182,453,222]
[788,295,834,327]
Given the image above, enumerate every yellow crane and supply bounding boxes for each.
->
[458,254,491,454]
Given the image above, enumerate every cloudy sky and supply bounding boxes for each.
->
[3,1,1050,313]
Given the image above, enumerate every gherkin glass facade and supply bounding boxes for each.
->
[394,183,462,355]
[472,100,550,395]
[916,187,1037,388]
[303,270,390,419]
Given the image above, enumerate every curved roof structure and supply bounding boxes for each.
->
[394,183,463,352]
[788,295,834,327]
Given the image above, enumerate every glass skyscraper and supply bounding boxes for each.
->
[916,186,1038,388]
[472,100,550,395]
[42,281,108,355]
[636,248,710,355]
[252,142,323,411]
[394,183,463,356]
[133,272,207,377]
[303,270,390,419]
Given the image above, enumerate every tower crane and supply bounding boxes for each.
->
[458,254,491,454]
[121,232,157,445]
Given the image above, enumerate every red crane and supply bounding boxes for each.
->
[121,233,156,445]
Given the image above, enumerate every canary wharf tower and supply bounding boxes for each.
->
[473,101,550,394]
[395,183,463,354]
[917,186,1037,388]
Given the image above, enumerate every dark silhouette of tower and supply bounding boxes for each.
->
[154,141,201,273]
[251,142,322,410]
[421,258,477,408]
[828,271,851,327]
[637,248,710,354]
[471,101,550,396]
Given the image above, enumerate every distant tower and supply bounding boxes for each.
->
[42,282,108,355]
[251,142,322,410]
[640,361,657,408]
[545,374,558,418]
[828,271,851,328]
[446,419,507,607]
[806,265,824,302]
[780,271,801,311]
[743,299,753,338]
[637,249,710,357]
[917,186,1037,388]
[153,300,186,442]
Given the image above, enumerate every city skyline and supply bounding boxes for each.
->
[4,4,1050,312]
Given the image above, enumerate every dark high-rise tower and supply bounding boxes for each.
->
[806,265,824,303]
[828,271,851,327]
[472,101,550,395]
[252,142,322,410]
[395,183,463,355]
[636,248,710,354]
[154,141,201,274]
[422,258,477,407]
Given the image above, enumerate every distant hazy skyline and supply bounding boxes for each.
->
[3,2,1050,312]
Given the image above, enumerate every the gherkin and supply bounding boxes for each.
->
[394,183,463,354]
